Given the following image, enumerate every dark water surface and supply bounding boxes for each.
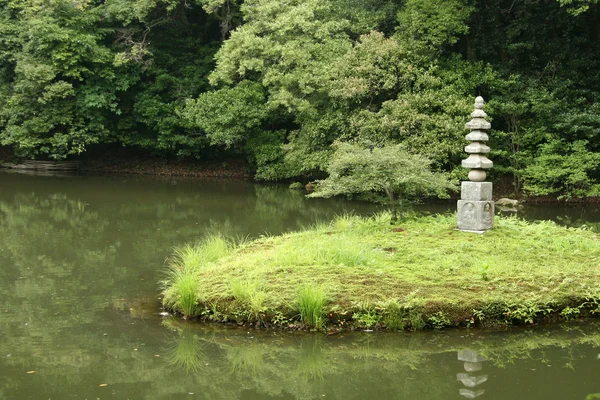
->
[1,171,599,400]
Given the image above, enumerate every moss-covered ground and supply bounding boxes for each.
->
[161,213,600,330]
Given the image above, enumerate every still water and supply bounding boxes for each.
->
[1,171,599,400]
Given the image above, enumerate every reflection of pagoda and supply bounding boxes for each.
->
[457,350,488,399]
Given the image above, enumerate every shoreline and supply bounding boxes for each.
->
[1,145,600,205]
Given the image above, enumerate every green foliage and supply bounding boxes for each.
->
[504,300,555,325]
[561,306,581,321]
[353,303,381,329]
[428,311,451,329]
[181,80,268,148]
[308,142,456,221]
[162,235,238,317]
[408,310,426,330]
[381,300,406,330]
[0,0,599,200]
[296,285,327,329]
[558,0,599,15]
[0,0,126,159]
[396,0,474,58]
[524,140,600,198]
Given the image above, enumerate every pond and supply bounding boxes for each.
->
[1,171,599,400]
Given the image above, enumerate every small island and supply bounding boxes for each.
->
[161,212,600,330]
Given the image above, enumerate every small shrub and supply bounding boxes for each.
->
[272,311,290,326]
[408,310,426,330]
[561,306,581,321]
[296,285,327,329]
[428,311,451,329]
[504,300,554,324]
[353,304,381,329]
[382,301,406,330]
[582,296,600,315]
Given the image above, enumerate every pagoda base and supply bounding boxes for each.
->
[457,200,494,232]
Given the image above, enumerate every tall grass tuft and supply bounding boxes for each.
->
[231,279,267,322]
[162,234,241,318]
[200,234,236,263]
[163,266,199,318]
[296,285,327,329]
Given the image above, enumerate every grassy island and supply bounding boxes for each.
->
[161,213,600,330]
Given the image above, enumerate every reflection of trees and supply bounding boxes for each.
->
[3,316,600,399]
[2,174,600,399]
[0,174,378,399]
[521,206,600,233]
[253,185,376,234]
[151,322,600,400]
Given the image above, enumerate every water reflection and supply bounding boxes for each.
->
[2,172,600,399]
[163,321,206,373]
[0,173,377,399]
[142,322,600,400]
[457,350,488,399]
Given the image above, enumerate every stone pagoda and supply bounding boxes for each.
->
[457,96,494,232]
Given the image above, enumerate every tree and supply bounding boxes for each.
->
[0,0,127,159]
[308,142,456,222]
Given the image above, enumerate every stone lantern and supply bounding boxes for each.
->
[457,96,494,232]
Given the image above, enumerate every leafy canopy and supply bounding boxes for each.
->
[309,142,456,221]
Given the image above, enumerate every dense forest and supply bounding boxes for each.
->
[0,0,599,198]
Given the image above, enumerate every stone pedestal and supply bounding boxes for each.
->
[457,182,494,232]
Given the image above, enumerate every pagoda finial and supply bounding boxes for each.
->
[474,96,484,109]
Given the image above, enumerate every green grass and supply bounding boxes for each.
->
[161,212,600,329]
[162,235,239,318]
[164,267,198,318]
[296,285,327,329]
